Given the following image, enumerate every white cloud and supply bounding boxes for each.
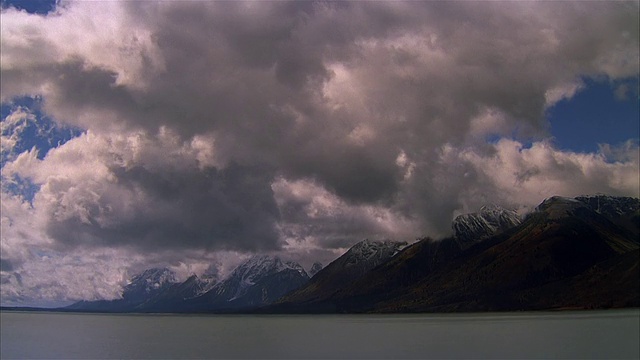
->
[545,81,585,108]
[467,108,510,140]
[1,190,129,305]
[455,139,640,210]
[0,1,164,92]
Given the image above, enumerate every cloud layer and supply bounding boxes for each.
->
[1,1,638,305]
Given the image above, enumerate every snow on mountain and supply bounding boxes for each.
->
[276,239,408,305]
[183,274,217,298]
[208,255,308,302]
[534,195,639,225]
[122,268,178,300]
[343,239,409,268]
[195,277,217,296]
[308,262,323,278]
[336,239,409,281]
[274,196,640,313]
[575,195,640,219]
[452,204,521,246]
[534,195,640,242]
[534,196,584,219]
[191,266,219,297]
[285,261,308,277]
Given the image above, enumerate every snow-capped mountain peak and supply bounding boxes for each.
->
[453,204,521,246]
[192,275,218,297]
[285,261,308,277]
[126,268,177,292]
[575,195,640,218]
[344,239,408,267]
[213,255,309,302]
[232,255,284,284]
[535,196,585,219]
[308,262,323,278]
[121,268,178,301]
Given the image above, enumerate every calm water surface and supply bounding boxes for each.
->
[1,310,638,359]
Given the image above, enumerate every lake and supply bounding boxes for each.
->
[1,310,638,359]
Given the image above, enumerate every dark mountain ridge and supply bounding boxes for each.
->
[277,239,408,307]
[268,195,639,313]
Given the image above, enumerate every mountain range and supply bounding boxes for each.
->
[269,195,639,313]
[62,194,639,313]
[66,255,318,313]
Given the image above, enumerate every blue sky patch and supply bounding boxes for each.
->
[1,0,57,14]
[546,77,639,153]
[1,96,83,202]
[1,96,83,166]
[3,174,40,204]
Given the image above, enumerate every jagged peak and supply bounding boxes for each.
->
[184,274,199,282]
[535,196,586,219]
[350,238,406,250]
[575,195,640,216]
[229,254,308,281]
[285,261,308,277]
[343,239,408,266]
[453,204,522,245]
[479,203,506,212]
[308,262,323,278]
[538,195,582,207]
[121,267,178,300]
[209,254,309,302]
[535,194,640,221]
[127,267,177,285]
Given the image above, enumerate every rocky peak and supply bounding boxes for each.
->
[126,268,177,291]
[122,268,177,301]
[453,204,522,246]
[285,261,308,277]
[343,239,408,268]
[230,255,285,283]
[575,195,640,219]
[308,262,324,278]
[211,255,308,301]
[535,196,585,219]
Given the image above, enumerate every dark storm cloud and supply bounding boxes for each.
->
[43,158,282,252]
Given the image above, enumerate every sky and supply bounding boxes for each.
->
[1,0,638,307]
